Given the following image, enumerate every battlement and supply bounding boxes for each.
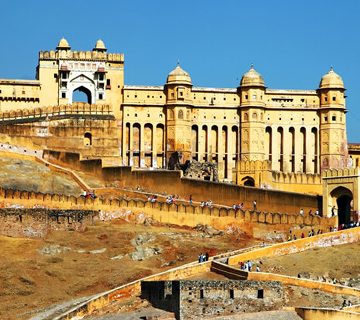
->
[39,50,124,63]
[238,160,271,173]
[322,167,360,178]
[0,103,114,122]
[272,171,321,184]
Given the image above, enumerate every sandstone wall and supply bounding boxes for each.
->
[0,208,98,238]
[43,150,322,215]
[141,280,283,320]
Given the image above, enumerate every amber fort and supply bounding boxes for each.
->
[0,38,359,221]
[2,38,360,319]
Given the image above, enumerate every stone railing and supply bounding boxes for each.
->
[0,103,114,123]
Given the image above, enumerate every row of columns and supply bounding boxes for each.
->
[267,126,318,174]
[192,125,238,180]
[121,122,166,168]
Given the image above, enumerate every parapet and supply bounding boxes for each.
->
[39,50,124,63]
[0,103,114,122]
[322,167,359,178]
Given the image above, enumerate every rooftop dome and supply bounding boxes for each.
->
[319,67,344,89]
[166,63,192,85]
[240,64,265,87]
[93,39,107,52]
[56,38,71,50]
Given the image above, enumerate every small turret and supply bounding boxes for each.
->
[56,38,71,51]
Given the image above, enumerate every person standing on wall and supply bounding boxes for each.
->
[253,200,257,211]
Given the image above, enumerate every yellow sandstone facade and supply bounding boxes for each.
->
[0,38,350,186]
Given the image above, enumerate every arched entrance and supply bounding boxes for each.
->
[73,86,92,104]
[330,186,353,225]
[241,176,255,187]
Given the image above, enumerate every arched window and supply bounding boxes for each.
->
[84,132,92,146]
[178,110,183,120]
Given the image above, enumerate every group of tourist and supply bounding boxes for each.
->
[147,195,157,203]
[232,203,244,210]
[200,200,213,208]
[239,260,260,272]
[198,252,210,263]
[165,195,176,204]
[82,190,97,199]
[299,208,320,217]
[288,229,323,241]
[341,299,352,309]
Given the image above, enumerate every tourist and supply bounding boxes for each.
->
[256,266,260,272]
[240,261,244,270]
[293,235,297,240]
[300,208,304,216]
[189,195,193,205]
[253,200,257,211]
[311,229,315,236]
[309,210,314,217]
[205,252,209,261]
[201,201,205,208]
[244,261,249,271]
[248,260,252,272]
[232,204,236,210]
[315,210,319,216]
[348,300,352,307]
[288,235,292,241]
[301,232,305,238]
[332,205,336,216]
[240,203,244,209]
[308,231,312,237]
[262,242,266,248]
[82,190,87,197]
[199,253,204,263]
[342,300,347,309]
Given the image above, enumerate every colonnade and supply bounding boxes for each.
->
[122,122,166,168]
[190,124,238,180]
[265,126,319,174]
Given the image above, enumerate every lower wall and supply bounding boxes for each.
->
[44,150,322,215]
[228,227,360,265]
[295,308,360,320]
[0,208,97,238]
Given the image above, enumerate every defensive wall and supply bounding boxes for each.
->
[295,307,360,320]
[211,261,360,297]
[52,228,360,320]
[43,150,322,214]
[236,160,322,195]
[227,226,360,265]
[0,186,335,240]
[0,208,97,238]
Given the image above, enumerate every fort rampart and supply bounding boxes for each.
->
[44,150,322,213]
[0,184,335,240]
[0,208,97,238]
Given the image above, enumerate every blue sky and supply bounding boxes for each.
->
[2,0,360,142]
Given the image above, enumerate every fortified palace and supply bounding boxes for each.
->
[0,38,359,221]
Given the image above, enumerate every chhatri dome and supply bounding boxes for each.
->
[166,62,192,85]
[319,67,344,89]
[240,64,265,87]
[56,38,71,50]
[93,39,107,52]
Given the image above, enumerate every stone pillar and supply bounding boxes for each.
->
[139,124,145,168]
[129,124,133,167]
[152,125,157,168]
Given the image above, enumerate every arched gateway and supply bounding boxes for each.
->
[322,167,360,224]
